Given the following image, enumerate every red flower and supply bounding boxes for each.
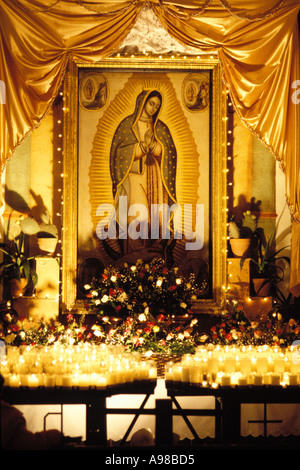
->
[225,333,232,342]
[115,305,122,312]
[67,314,73,322]
[168,285,176,291]
[102,273,108,279]
[162,267,168,274]
[109,288,116,296]
[211,326,217,332]
[126,317,133,326]
[144,327,151,334]
[157,314,165,322]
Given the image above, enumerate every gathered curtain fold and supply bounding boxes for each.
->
[0,0,299,294]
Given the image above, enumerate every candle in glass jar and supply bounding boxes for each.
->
[238,377,248,386]
[97,375,107,389]
[79,374,90,389]
[253,374,263,386]
[239,356,252,375]
[221,374,231,386]
[44,375,55,387]
[28,374,39,388]
[9,374,20,387]
[172,365,182,381]
[62,374,73,387]
[190,365,201,383]
[288,374,298,386]
[270,373,280,386]
[256,356,268,374]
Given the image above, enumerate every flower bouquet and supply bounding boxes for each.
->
[84,257,207,321]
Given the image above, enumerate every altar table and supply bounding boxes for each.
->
[2,380,300,446]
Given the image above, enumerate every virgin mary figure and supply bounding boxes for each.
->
[109,89,177,262]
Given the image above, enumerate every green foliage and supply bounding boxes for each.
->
[0,231,38,291]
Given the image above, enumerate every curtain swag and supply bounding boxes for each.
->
[0,0,300,294]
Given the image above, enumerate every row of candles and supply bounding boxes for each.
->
[165,344,300,387]
[1,343,157,389]
[2,343,300,389]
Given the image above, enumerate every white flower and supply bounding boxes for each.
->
[91,290,98,297]
[95,299,101,305]
[199,334,209,342]
[138,313,147,322]
[117,292,127,302]
[84,284,91,290]
[110,275,117,282]
[131,265,137,272]
[156,279,162,287]
[101,295,109,303]
[176,278,182,285]
[144,350,153,357]
[93,330,103,338]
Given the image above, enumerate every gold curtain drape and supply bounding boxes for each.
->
[0,0,299,294]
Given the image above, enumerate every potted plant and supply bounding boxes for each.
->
[228,211,258,257]
[20,211,58,254]
[0,228,38,298]
[241,228,290,297]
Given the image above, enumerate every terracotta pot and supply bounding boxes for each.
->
[252,278,271,297]
[9,278,28,297]
[229,238,251,257]
[37,237,58,254]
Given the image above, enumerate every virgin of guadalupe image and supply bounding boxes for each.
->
[109,89,177,264]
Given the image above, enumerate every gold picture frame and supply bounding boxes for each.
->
[62,56,228,315]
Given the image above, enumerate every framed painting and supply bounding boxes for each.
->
[62,56,227,314]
